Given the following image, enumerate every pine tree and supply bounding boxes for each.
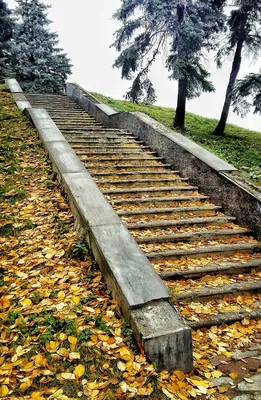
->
[213,0,261,136]
[11,0,72,93]
[111,0,225,129]
[0,0,13,82]
[232,71,261,116]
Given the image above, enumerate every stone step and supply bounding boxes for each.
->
[176,279,261,302]
[52,118,96,121]
[70,145,149,149]
[108,195,208,204]
[187,309,261,329]
[80,157,163,163]
[145,243,258,260]
[102,185,197,195]
[65,135,136,140]
[127,215,235,230]
[58,125,103,130]
[90,171,180,177]
[86,164,173,170]
[136,228,249,245]
[75,151,156,155]
[98,178,188,185]
[160,258,261,280]
[117,205,218,216]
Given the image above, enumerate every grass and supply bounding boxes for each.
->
[91,91,261,184]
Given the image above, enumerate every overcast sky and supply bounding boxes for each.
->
[7,0,261,131]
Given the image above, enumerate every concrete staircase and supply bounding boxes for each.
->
[25,92,261,329]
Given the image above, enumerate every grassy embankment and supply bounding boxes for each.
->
[91,92,261,185]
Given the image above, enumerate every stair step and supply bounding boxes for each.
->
[98,178,187,185]
[137,228,248,244]
[102,186,197,195]
[176,279,261,301]
[117,205,218,216]
[160,258,261,280]
[86,164,172,169]
[146,243,258,260]
[90,171,180,177]
[187,309,261,329]
[70,145,149,149]
[80,157,162,163]
[76,151,156,155]
[110,195,208,205]
[127,215,235,230]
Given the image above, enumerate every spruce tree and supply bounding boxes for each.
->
[11,0,72,93]
[111,0,225,129]
[0,0,13,82]
[213,0,261,136]
[232,72,261,116]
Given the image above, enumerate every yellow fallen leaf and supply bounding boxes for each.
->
[58,291,65,301]
[69,352,80,360]
[117,361,126,372]
[35,353,47,366]
[243,378,254,383]
[68,336,77,351]
[229,372,238,379]
[46,341,59,353]
[0,385,9,397]
[71,295,80,305]
[174,370,186,381]
[74,364,85,378]
[91,390,99,398]
[162,388,175,399]
[119,347,132,361]
[20,378,33,391]
[21,298,32,307]
[61,372,75,380]
[212,370,223,378]
[218,386,229,393]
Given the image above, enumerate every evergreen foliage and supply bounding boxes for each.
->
[111,0,226,128]
[0,0,13,82]
[10,0,72,93]
[213,0,261,136]
[233,72,261,116]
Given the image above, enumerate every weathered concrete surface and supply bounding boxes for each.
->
[89,224,169,311]
[21,98,192,372]
[130,301,193,372]
[5,78,23,93]
[238,374,261,392]
[12,93,31,111]
[25,108,66,143]
[66,83,261,239]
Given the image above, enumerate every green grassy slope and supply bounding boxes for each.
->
[91,92,261,184]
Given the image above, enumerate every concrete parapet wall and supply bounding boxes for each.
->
[6,77,193,372]
[66,83,261,239]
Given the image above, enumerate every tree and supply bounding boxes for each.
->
[213,0,261,136]
[232,71,261,116]
[11,0,72,93]
[111,0,225,129]
[0,0,13,82]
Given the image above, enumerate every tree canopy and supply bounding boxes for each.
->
[112,0,226,128]
[10,0,72,93]
[0,0,13,82]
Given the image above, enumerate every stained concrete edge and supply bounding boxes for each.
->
[130,111,237,172]
[5,78,23,93]
[20,97,192,371]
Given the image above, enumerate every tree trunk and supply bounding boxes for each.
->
[174,78,186,130]
[213,40,244,136]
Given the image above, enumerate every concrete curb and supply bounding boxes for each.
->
[22,105,193,372]
[66,83,261,240]
[5,78,31,111]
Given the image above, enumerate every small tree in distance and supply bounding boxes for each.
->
[0,0,13,82]
[11,0,72,93]
[233,71,261,116]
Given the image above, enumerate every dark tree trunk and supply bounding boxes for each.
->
[174,78,186,130]
[213,40,244,136]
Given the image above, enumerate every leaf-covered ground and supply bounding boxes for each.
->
[1,86,261,399]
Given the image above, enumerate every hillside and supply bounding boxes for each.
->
[90,92,261,185]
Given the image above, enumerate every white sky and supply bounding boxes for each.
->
[6,0,261,131]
